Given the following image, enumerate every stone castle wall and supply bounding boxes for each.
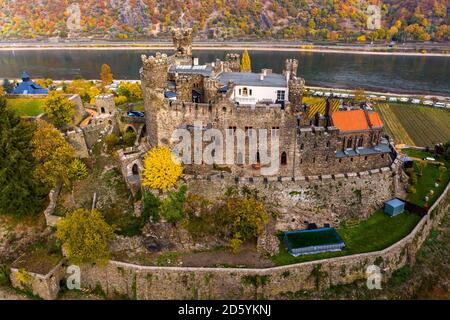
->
[79,182,449,299]
[144,98,392,177]
[186,165,398,230]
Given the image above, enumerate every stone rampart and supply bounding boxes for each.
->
[79,181,448,299]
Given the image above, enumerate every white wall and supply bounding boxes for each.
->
[232,85,288,105]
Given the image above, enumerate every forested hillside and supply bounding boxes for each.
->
[0,0,448,41]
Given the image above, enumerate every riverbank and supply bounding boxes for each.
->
[1,42,449,57]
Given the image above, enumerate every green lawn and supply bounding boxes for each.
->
[7,98,45,116]
[403,148,449,166]
[271,210,421,266]
[406,162,450,207]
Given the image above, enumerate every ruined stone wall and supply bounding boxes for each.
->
[65,128,89,158]
[79,183,449,299]
[10,261,65,300]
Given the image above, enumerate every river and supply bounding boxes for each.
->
[0,49,449,95]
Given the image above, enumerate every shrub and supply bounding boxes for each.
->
[160,185,187,224]
[123,131,137,147]
[142,190,161,224]
[407,186,416,194]
[114,95,128,106]
[104,133,119,152]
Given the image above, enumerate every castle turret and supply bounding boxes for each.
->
[172,28,193,65]
[288,77,305,107]
[140,52,168,146]
[283,58,299,79]
[225,53,241,72]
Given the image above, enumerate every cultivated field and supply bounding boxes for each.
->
[374,103,450,147]
[303,97,340,119]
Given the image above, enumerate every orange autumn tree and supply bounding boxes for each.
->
[100,63,113,88]
[142,146,183,191]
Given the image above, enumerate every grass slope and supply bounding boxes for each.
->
[6,98,45,116]
[272,210,421,266]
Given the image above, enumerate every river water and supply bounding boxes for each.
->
[0,49,449,95]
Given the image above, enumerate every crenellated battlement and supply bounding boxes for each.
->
[141,53,168,89]
[284,58,299,77]
[185,164,396,186]
[172,27,193,57]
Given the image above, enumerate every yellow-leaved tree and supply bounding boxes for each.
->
[32,120,75,187]
[142,146,183,191]
[43,91,76,128]
[240,49,252,72]
[0,86,5,97]
[100,63,113,88]
[56,208,115,265]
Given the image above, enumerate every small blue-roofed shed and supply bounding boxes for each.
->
[384,198,405,217]
[13,72,49,95]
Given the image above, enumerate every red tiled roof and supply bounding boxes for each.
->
[331,110,383,132]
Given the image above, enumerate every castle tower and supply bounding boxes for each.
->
[172,28,193,65]
[283,58,299,79]
[140,53,168,147]
[225,53,241,72]
[288,77,305,107]
[95,93,116,115]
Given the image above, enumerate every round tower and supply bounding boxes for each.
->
[140,52,168,147]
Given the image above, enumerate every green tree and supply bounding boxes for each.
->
[104,133,119,152]
[438,165,447,182]
[123,131,137,147]
[0,98,45,216]
[443,141,450,161]
[240,49,252,72]
[68,158,88,182]
[32,120,75,187]
[43,91,76,127]
[417,160,427,176]
[56,209,115,265]
[160,185,187,224]
[219,196,268,253]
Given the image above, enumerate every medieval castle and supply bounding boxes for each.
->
[138,27,393,178]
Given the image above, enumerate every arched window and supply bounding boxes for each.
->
[281,152,287,165]
[256,151,260,163]
[358,136,363,147]
[300,143,304,150]
[242,87,248,96]
[347,137,353,149]
[237,152,243,165]
[100,107,105,114]
[132,163,139,175]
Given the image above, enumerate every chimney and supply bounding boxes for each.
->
[193,58,199,66]
[260,73,265,81]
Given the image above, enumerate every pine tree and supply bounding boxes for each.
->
[240,49,252,72]
[0,98,45,216]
